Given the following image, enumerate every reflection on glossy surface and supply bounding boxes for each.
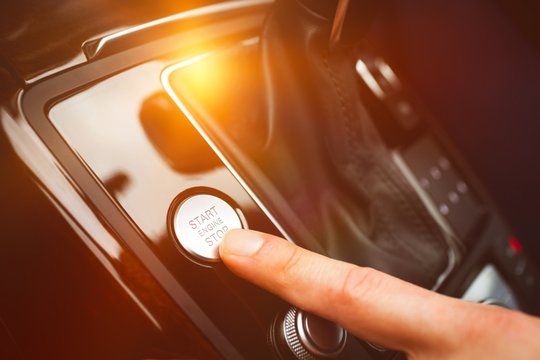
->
[0,0,220,80]
[140,92,221,174]
[1,107,221,359]
[49,61,255,243]
[2,110,122,259]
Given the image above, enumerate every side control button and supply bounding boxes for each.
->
[270,307,347,359]
[170,191,244,263]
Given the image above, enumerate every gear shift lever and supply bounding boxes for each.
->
[165,0,460,288]
[296,0,386,46]
[255,0,459,287]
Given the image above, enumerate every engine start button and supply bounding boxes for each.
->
[170,193,244,262]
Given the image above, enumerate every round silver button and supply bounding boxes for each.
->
[171,193,244,262]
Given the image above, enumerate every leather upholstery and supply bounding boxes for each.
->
[171,0,459,288]
[252,0,456,287]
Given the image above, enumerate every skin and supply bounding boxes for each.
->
[219,229,540,359]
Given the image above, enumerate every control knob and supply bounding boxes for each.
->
[270,307,347,359]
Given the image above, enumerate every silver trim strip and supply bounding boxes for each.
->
[329,0,350,47]
[161,53,294,243]
[355,58,402,100]
[84,0,273,60]
[392,152,459,290]
[356,59,385,98]
[375,58,401,91]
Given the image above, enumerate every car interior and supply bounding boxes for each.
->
[1,0,539,358]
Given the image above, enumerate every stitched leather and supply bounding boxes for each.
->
[254,0,454,287]
[171,0,457,287]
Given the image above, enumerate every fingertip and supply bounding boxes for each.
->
[220,229,265,259]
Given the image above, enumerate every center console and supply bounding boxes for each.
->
[12,1,539,359]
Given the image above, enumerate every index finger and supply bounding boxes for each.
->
[219,229,491,355]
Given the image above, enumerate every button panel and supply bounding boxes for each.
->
[401,137,485,240]
[170,191,245,263]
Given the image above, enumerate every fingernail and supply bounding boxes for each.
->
[221,229,264,257]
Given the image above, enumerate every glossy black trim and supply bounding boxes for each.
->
[19,3,270,359]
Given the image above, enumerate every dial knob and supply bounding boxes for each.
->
[272,307,347,359]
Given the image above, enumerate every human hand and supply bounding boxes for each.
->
[220,229,540,359]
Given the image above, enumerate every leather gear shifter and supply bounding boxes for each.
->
[166,0,460,288]
[255,0,458,288]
